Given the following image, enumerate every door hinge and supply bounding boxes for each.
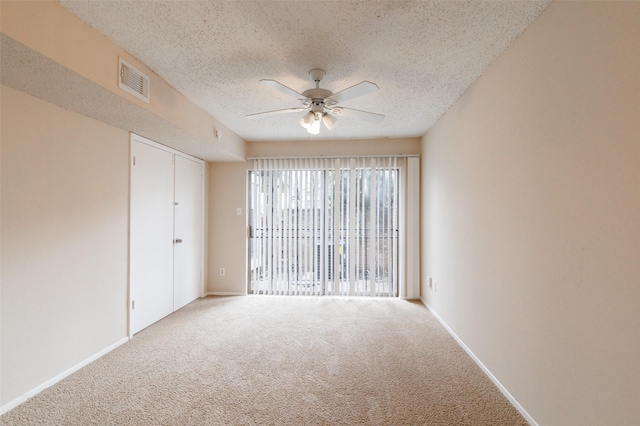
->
[132,156,136,166]
[131,300,135,310]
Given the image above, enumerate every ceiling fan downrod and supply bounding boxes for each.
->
[309,68,325,88]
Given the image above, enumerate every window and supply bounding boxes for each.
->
[248,157,401,297]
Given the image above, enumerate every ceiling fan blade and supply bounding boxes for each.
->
[260,79,306,100]
[327,81,379,104]
[331,107,384,123]
[246,107,307,119]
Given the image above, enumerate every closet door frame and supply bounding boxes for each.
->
[128,133,205,338]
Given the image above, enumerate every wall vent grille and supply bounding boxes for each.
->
[119,58,150,103]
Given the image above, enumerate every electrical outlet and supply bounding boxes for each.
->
[236,207,242,216]
[219,268,225,276]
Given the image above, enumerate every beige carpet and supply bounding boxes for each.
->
[1,296,526,425]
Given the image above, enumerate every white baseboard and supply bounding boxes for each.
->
[0,336,129,415]
[204,292,245,297]
[421,299,538,426]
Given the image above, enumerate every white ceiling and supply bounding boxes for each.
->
[57,0,550,142]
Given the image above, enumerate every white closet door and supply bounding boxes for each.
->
[130,140,175,334]
[173,155,204,311]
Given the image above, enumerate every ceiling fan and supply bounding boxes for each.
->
[246,69,384,135]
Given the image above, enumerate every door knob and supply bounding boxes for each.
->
[174,238,183,244]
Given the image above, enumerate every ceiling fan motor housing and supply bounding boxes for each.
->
[301,88,333,100]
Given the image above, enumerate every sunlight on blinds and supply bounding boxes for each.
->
[249,157,400,297]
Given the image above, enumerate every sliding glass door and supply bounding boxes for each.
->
[248,158,399,297]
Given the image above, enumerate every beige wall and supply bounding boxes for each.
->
[247,137,421,158]
[207,161,250,294]
[1,0,245,161]
[208,138,420,294]
[421,2,639,425]
[1,85,130,406]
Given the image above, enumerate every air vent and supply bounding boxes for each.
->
[118,58,150,103]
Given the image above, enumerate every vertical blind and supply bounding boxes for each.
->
[249,157,401,297]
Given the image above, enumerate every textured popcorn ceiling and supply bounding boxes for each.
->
[57,0,550,142]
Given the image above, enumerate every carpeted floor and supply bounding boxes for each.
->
[1,296,527,425]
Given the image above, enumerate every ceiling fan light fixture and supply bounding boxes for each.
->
[307,119,321,135]
[322,113,337,130]
[299,111,315,129]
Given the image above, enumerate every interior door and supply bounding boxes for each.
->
[130,140,175,334]
[173,155,203,311]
